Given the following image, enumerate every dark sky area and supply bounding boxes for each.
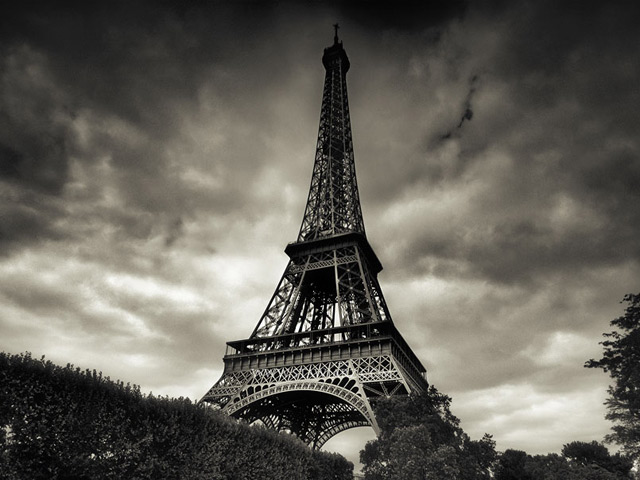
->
[1,0,639,467]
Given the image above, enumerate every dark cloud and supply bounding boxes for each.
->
[164,217,185,247]
[0,187,67,253]
[367,0,640,286]
[0,1,311,251]
[0,144,24,179]
[335,0,468,30]
[0,46,72,194]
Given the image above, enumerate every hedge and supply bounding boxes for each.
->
[0,352,353,480]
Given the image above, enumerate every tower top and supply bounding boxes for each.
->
[302,23,358,241]
[322,23,350,72]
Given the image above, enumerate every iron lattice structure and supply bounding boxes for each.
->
[202,28,428,449]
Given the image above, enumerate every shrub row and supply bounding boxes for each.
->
[0,352,352,480]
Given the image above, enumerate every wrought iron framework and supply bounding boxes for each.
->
[201,28,428,450]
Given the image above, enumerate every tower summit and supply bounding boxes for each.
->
[201,29,428,449]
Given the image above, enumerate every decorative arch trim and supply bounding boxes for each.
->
[224,380,375,428]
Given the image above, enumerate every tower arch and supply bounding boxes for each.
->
[225,381,375,449]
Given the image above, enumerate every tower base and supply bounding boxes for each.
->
[201,323,428,448]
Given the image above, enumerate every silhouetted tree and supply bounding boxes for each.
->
[587,293,640,460]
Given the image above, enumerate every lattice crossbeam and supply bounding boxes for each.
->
[203,355,413,404]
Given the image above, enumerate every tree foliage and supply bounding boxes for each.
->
[359,386,496,480]
[494,449,532,480]
[586,293,640,460]
[0,352,353,480]
[562,440,633,475]
[494,443,634,480]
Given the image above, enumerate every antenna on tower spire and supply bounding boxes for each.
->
[333,23,340,44]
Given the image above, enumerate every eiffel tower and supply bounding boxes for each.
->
[201,26,428,449]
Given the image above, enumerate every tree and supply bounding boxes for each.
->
[526,452,624,480]
[586,293,640,460]
[495,447,633,480]
[359,386,496,480]
[562,440,633,476]
[562,440,611,467]
[495,449,532,480]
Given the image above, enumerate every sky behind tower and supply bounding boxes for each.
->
[1,0,639,468]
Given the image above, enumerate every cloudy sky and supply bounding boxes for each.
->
[2,0,639,467]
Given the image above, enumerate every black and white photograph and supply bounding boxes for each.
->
[1,1,639,478]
